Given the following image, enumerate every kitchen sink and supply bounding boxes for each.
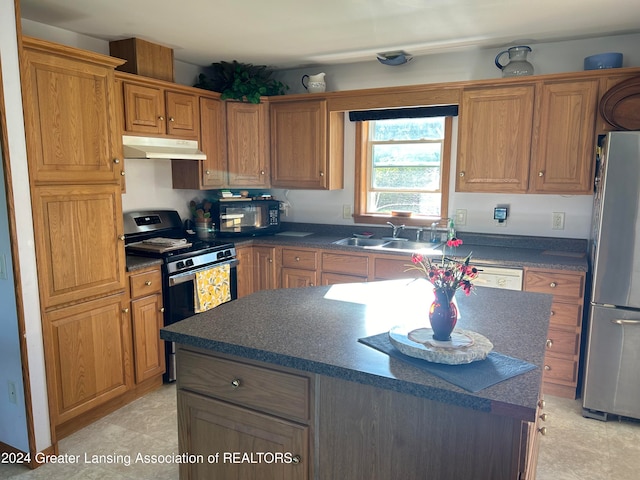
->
[332,237,389,247]
[333,237,442,254]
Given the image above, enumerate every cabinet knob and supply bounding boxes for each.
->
[121,171,126,176]
[295,256,300,261]
[158,116,165,121]
[269,258,273,263]
[546,339,553,348]
[549,282,557,288]
[231,379,241,388]
[145,280,152,286]
[260,170,265,175]
[119,235,125,241]
[459,171,465,177]
[291,454,302,464]
[538,171,545,177]
[122,308,129,313]
[205,170,211,175]
[538,399,546,409]
[538,426,548,436]
[169,117,175,122]
[160,307,165,313]
[539,413,548,421]
[550,310,555,316]
[544,365,551,371]
[113,158,120,164]
[320,171,324,177]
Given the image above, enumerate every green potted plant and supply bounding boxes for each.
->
[194,60,288,104]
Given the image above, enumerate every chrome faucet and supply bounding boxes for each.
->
[386,221,405,238]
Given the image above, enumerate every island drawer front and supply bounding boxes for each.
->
[321,252,368,276]
[178,349,310,421]
[543,355,577,384]
[523,270,584,299]
[129,269,162,298]
[549,301,582,328]
[546,328,580,356]
[372,257,422,280]
[282,248,317,270]
[321,272,367,285]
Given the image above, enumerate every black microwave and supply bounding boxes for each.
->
[213,199,281,236]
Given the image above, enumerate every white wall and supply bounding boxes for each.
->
[1,0,50,452]
[273,32,640,239]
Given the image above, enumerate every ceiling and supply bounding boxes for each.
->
[19,0,640,69]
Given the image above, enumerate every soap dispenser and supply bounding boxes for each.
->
[447,218,456,240]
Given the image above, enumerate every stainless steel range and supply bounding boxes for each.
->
[123,210,237,381]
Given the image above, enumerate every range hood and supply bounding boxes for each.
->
[122,135,206,160]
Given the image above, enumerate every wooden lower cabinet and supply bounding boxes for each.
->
[254,246,279,291]
[43,293,133,429]
[176,347,539,480]
[236,246,254,298]
[128,266,165,383]
[524,268,586,398]
[282,248,318,288]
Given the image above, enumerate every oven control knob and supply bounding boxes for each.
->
[186,259,194,267]
[176,261,185,269]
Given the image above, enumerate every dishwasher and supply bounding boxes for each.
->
[472,265,523,291]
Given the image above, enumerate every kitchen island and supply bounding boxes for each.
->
[161,279,552,480]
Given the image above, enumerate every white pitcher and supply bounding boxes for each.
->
[301,72,326,93]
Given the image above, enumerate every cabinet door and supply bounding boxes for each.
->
[21,43,122,183]
[254,246,279,291]
[282,268,317,288]
[122,82,165,135]
[456,85,534,193]
[165,90,199,139]
[32,184,127,308]
[226,101,270,187]
[44,294,132,426]
[131,294,165,383]
[236,246,254,298]
[178,391,309,480]
[199,96,227,187]
[529,79,598,194]
[271,99,327,189]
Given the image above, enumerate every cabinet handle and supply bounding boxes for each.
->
[539,413,548,421]
[544,365,551,371]
[549,282,557,288]
[160,307,165,313]
[113,158,120,164]
[169,117,175,122]
[291,454,302,464]
[158,116,165,121]
[122,308,129,313]
[231,379,241,388]
[538,426,547,436]
[145,280,152,286]
[538,171,545,177]
[459,171,465,177]
[538,399,545,409]
[546,339,553,348]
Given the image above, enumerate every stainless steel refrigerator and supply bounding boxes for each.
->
[583,131,640,421]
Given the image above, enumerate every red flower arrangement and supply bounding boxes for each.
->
[406,238,479,298]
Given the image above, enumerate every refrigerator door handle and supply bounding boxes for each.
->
[611,319,640,325]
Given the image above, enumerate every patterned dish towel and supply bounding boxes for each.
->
[194,263,231,313]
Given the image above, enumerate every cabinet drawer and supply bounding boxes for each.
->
[549,301,582,328]
[282,248,317,270]
[129,269,162,298]
[321,272,367,285]
[178,349,310,422]
[322,252,368,276]
[546,328,580,356]
[524,270,584,299]
[373,257,421,280]
[543,354,578,384]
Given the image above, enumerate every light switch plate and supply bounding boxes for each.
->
[455,209,467,226]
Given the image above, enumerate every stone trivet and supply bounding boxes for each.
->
[389,326,493,365]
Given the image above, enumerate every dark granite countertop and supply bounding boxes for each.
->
[126,255,163,272]
[161,279,552,422]
[227,223,589,272]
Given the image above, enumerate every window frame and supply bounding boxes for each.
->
[354,116,452,227]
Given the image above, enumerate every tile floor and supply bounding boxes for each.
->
[2,386,639,479]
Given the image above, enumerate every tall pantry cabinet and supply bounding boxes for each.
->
[20,37,133,440]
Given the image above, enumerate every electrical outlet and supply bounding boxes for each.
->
[552,212,565,230]
[8,381,17,404]
[342,204,352,219]
[455,209,467,226]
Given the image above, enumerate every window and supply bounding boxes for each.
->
[354,114,453,225]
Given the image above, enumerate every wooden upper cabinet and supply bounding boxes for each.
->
[120,77,199,139]
[226,101,270,187]
[20,37,124,183]
[32,183,127,308]
[270,98,343,189]
[456,85,534,193]
[529,79,599,194]
[198,96,227,188]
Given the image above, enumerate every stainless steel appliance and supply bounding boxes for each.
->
[583,131,640,421]
[124,210,237,381]
[213,199,281,236]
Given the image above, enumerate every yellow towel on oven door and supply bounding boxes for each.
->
[194,263,231,313]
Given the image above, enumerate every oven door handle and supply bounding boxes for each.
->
[168,259,238,287]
